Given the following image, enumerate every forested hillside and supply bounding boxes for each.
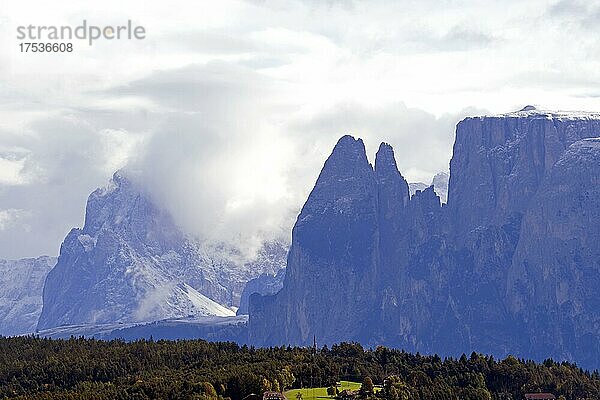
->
[0,337,598,399]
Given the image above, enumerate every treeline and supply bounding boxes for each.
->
[0,336,598,400]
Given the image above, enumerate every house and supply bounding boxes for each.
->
[338,389,358,399]
[263,391,286,400]
[525,394,556,400]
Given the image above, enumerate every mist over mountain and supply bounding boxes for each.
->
[249,107,600,369]
[37,172,286,331]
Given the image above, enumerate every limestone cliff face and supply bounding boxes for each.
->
[250,136,381,345]
[250,108,600,369]
[446,108,600,358]
[237,267,285,316]
[249,137,448,348]
[449,108,600,240]
[508,138,600,367]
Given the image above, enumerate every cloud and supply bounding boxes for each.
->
[287,102,486,183]
[110,63,479,260]
[0,209,29,231]
[1,0,600,261]
[0,154,27,185]
[0,116,138,259]
[105,62,275,113]
[547,0,600,27]
[434,27,496,52]
[118,63,298,258]
[547,0,590,17]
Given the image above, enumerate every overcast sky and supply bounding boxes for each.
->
[1,0,599,259]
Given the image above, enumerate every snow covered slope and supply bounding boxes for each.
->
[37,315,248,343]
[0,256,56,335]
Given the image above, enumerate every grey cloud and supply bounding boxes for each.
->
[506,70,600,92]
[120,63,296,258]
[105,62,274,113]
[395,26,498,54]
[286,102,485,183]
[547,0,600,29]
[0,116,137,259]
[437,27,495,51]
[547,0,589,17]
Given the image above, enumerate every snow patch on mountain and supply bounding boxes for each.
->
[0,256,56,335]
[491,105,600,120]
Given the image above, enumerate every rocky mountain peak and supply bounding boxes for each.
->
[250,110,600,370]
[297,134,374,225]
[520,105,537,112]
[375,142,410,211]
[431,172,449,204]
[318,135,371,180]
[38,173,286,330]
[374,142,396,173]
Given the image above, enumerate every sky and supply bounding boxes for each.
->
[0,0,599,259]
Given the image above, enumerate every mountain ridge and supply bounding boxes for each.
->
[249,108,600,369]
[38,171,286,330]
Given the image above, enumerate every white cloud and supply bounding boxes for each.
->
[0,209,29,231]
[0,115,138,258]
[1,0,600,258]
[0,156,26,185]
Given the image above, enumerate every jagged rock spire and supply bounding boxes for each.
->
[375,142,410,209]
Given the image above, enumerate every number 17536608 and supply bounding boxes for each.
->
[19,42,73,52]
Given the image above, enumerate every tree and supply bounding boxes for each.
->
[381,376,410,400]
[279,366,295,391]
[261,378,272,392]
[361,376,374,397]
[201,382,217,399]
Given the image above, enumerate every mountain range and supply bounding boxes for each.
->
[1,106,598,369]
[249,106,600,369]
[0,168,443,335]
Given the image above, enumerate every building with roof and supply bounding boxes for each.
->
[263,391,286,400]
[525,394,556,400]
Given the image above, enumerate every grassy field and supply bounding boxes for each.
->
[284,381,364,400]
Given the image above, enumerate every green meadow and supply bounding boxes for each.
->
[284,381,370,400]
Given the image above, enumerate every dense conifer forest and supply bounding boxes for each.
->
[0,336,598,399]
